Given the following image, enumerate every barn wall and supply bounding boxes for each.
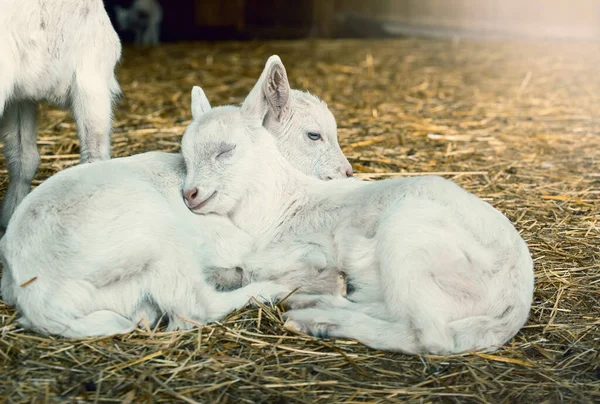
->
[329,0,600,40]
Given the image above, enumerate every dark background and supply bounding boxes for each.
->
[105,0,600,44]
[105,0,340,42]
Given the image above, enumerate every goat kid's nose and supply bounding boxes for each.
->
[345,165,354,178]
[184,187,199,205]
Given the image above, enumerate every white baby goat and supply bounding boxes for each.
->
[0,56,348,338]
[115,0,163,45]
[0,0,122,233]
[181,81,535,355]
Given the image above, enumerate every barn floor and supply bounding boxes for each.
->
[1,38,599,402]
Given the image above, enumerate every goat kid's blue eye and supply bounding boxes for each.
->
[307,132,322,141]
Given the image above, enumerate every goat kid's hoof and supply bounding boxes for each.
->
[283,319,307,334]
[283,312,337,339]
[166,316,198,332]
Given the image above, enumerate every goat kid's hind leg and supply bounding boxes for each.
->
[143,265,206,332]
[72,72,114,163]
[51,310,135,338]
[283,307,420,354]
[0,101,40,232]
[283,293,386,318]
[376,201,484,354]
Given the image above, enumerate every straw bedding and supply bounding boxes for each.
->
[0,38,598,402]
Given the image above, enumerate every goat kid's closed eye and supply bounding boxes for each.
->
[307,132,322,141]
[217,145,236,159]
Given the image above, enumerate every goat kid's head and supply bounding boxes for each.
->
[181,55,352,214]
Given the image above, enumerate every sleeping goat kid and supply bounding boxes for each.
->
[0,0,121,234]
[0,55,348,338]
[181,83,535,355]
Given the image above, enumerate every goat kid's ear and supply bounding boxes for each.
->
[263,56,291,121]
[241,55,288,121]
[191,86,211,120]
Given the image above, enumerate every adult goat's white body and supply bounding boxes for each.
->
[0,0,122,232]
[0,56,349,338]
[181,84,535,354]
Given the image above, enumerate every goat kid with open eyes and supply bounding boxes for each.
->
[181,61,535,354]
[0,56,347,338]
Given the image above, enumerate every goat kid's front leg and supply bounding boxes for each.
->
[241,239,346,295]
[204,266,244,292]
[202,281,293,323]
[283,308,420,354]
[242,238,330,281]
[199,215,255,291]
[207,264,347,297]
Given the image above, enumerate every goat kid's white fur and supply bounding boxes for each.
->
[0,56,349,338]
[0,0,122,233]
[182,71,535,355]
